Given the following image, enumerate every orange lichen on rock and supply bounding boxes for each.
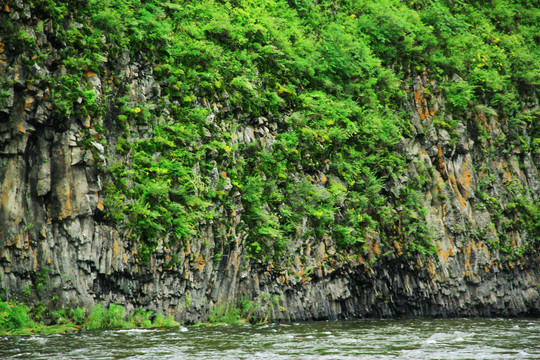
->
[414,89,429,121]
[393,240,403,256]
[96,195,104,211]
[86,71,97,80]
[437,244,455,263]
[24,96,35,111]
[502,169,513,185]
[427,261,436,277]
[60,186,73,220]
[458,156,473,197]
[195,254,205,272]
[449,173,468,212]
[463,244,472,269]
[112,240,121,257]
[437,144,448,179]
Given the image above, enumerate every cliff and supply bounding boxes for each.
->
[0,0,538,323]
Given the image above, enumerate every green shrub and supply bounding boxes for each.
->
[0,301,34,334]
[86,303,129,330]
[209,303,243,325]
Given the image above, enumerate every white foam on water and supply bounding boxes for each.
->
[26,336,47,344]
[117,328,154,334]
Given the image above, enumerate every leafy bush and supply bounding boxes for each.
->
[86,303,129,330]
[0,302,33,334]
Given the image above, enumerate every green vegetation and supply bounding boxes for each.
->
[0,301,179,336]
[0,296,276,334]
[3,0,537,267]
[209,294,281,325]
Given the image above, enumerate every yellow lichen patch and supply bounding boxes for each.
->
[15,232,25,249]
[437,144,447,178]
[426,261,436,277]
[17,123,26,133]
[437,244,455,263]
[112,240,121,256]
[373,240,380,256]
[458,156,473,197]
[393,240,403,256]
[502,170,512,185]
[195,254,206,272]
[414,89,429,121]
[59,185,73,220]
[24,232,30,250]
[474,241,490,259]
[96,195,104,211]
[83,116,91,128]
[24,97,35,112]
[449,173,468,212]
[463,244,472,269]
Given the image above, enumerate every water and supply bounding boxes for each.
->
[1,318,538,359]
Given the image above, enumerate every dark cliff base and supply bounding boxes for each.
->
[1,213,538,323]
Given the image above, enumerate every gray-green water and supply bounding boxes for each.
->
[1,318,539,359]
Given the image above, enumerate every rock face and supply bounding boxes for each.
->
[0,1,538,322]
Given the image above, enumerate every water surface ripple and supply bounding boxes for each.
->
[1,318,538,359]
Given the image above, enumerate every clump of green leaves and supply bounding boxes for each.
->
[209,294,280,325]
[0,301,33,335]
[0,301,180,335]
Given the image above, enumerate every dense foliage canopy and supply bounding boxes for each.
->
[4,0,538,264]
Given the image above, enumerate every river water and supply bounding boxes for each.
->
[1,318,538,359]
